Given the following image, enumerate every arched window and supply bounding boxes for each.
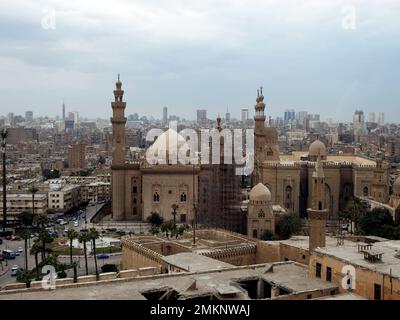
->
[180,192,187,202]
[153,192,160,202]
[363,187,369,197]
[285,186,293,210]
[253,229,258,239]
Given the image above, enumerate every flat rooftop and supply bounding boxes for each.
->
[279,236,400,279]
[162,252,234,272]
[0,262,337,300]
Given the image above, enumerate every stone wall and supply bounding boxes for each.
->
[309,252,400,300]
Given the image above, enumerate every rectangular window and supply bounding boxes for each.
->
[316,263,322,278]
[326,267,332,282]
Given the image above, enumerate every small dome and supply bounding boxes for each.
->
[394,176,400,194]
[249,183,271,202]
[309,139,327,160]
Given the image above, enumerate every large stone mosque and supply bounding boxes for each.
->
[110,77,390,238]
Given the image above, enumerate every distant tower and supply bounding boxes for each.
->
[254,87,266,134]
[111,75,127,165]
[163,106,168,124]
[253,87,280,184]
[111,75,127,221]
[307,154,328,250]
[225,106,231,123]
[62,101,66,121]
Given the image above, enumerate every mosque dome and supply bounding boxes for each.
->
[249,183,271,202]
[308,139,327,161]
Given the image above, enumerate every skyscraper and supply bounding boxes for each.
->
[284,109,295,122]
[197,109,207,125]
[62,101,66,120]
[378,112,385,126]
[25,111,33,123]
[163,106,168,124]
[225,107,231,122]
[241,108,249,123]
[368,112,376,123]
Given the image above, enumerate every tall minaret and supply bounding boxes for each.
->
[254,87,266,135]
[308,153,328,250]
[111,74,127,165]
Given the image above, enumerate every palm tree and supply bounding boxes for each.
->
[29,185,39,216]
[38,229,52,261]
[18,228,31,270]
[78,231,91,275]
[30,241,41,280]
[34,214,49,228]
[171,204,179,229]
[1,128,8,231]
[67,229,78,265]
[89,228,100,279]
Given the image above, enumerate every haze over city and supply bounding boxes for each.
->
[1,0,400,121]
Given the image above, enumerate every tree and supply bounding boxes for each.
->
[147,212,164,227]
[16,269,34,288]
[30,241,42,280]
[42,169,60,180]
[160,220,176,238]
[89,228,100,280]
[341,197,368,234]
[171,204,179,229]
[29,185,39,215]
[149,225,159,235]
[17,228,31,270]
[277,213,302,240]
[38,229,53,261]
[34,214,49,228]
[19,211,34,226]
[359,208,394,237]
[78,231,91,275]
[261,229,275,241]
[66,229,78,265]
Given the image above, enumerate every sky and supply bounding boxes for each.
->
[0,0,399,122]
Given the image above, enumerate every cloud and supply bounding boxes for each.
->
[0,0,399,121]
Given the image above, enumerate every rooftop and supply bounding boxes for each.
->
[279,236,400,279]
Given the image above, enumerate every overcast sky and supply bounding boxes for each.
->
[0,0,399,122]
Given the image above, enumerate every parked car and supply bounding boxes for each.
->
[11,265,20,276]
[11,235,21,241]
[17,247,23,253]
[74,221,79,227]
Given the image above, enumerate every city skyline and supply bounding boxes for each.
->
[0,1,400,121]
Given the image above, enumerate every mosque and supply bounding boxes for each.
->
[110,76,391,237]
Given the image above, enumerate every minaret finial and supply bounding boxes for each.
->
[257,89,260,97]
[118,74,120,81]
[260,86,263,95]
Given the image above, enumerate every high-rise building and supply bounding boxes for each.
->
[353,110,366,142]
[378,112,385,126]
[368,112,376,123]
[284,109,295,122]
[296,111,308,123]
[62,101,66,120]
[163,106,168,124]
[197,109,207,125]
[241,108,249,123]
[25,111,33,123]
[68,143,86,169]
[7,112,14,126]
[225,107,231,122]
